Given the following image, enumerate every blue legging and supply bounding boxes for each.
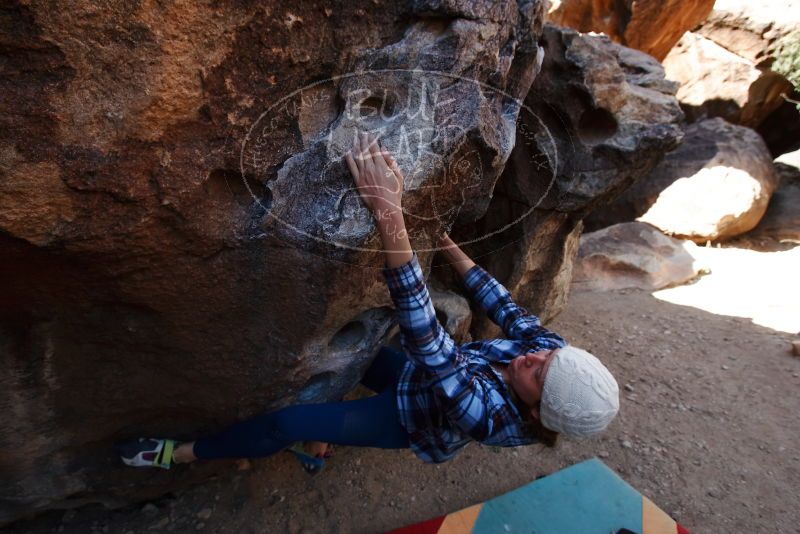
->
[193,346,411,459]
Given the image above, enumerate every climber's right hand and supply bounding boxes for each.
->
[344,132,404,220]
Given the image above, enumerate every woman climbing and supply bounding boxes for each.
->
[118,132,619,474]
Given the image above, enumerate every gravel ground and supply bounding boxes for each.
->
[7,247,800,534]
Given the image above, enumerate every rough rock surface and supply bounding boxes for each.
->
[547,0,715,61]
[0,0,548,524]
[746,181,800,244]
[429,287,473,344]
[696,0,800,67]
[774,148,800,183]
[663,32,793,127]
[440,25,683,339]
[572,222,700,292]
[588,119,779,242]
[677,0,800,151]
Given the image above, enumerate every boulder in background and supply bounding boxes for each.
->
[682,0,800,154]
[442,25,684,339]
[696,0,800,67]
[587,118,779,242]
[547,0,715,61]
[573,222,700,292]
[663,32,793,127]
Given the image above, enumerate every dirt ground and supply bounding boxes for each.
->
[6,245,800,534]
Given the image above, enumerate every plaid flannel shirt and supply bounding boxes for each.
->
[382,252,567,464]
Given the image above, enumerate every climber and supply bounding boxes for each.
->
[118,132,619,474]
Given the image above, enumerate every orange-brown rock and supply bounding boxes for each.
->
[682,0,800,149]
[0,0,546,524]
[547,0,715,61]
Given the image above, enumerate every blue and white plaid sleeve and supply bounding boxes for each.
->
[382,252,462,375]
[462,264,566,347]
[382,253,500,441]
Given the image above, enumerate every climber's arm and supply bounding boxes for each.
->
[344,131,411,268]
[438,233,566,347]
[437,233,476,278]
[345,132,462,375]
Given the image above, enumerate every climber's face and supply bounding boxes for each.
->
[507,348,558,419]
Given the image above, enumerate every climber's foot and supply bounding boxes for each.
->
[304,441,332,459]
[117,438,178,469]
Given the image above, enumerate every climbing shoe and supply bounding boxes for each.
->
[118,438,178,469]
[287,442,326,476]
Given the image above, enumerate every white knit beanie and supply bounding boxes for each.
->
[540,345,619,437]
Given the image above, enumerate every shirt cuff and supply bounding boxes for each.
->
[382,251,424,296]
[462,263,489,292]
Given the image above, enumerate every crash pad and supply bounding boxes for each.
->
[387,458,690,534]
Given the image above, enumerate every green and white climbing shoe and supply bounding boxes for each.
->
[118,438,178,469]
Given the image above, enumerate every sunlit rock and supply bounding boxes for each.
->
[590,118,779,242]
[663,32,793,127]
[696,0,800,66]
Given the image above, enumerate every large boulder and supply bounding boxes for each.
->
[573,222,701,292]
[441,25,683,338]
[663,32,793,127]
[588,118,779,242]
[547,0,715,61]
[0,0,548,524]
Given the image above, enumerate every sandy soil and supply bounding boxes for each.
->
[7,246,800,534]
[654,242,800,334]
